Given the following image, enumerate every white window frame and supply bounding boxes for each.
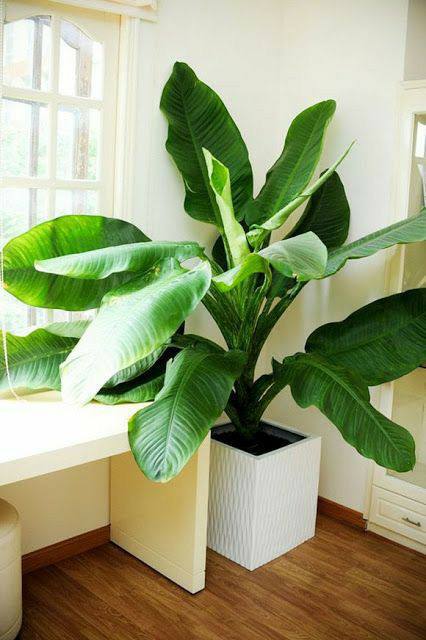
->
[1,0,143,325]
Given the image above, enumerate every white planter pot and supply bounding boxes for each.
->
[207,421,321,570]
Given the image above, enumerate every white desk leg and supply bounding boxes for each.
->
[110,434,210,594]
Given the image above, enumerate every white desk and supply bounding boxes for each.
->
[0,391,210,593]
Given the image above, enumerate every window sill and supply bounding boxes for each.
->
[0,391,147,486]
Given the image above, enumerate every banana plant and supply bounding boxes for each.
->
[2,62,426,482]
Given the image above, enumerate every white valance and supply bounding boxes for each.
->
[49,0,157,20]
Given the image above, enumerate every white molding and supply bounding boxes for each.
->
[48,0,157,21]
[113,15,140,222]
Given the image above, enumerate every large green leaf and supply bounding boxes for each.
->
[306,289,426,385]
[60,259,211,405]
[160,62,253,225]
[95,374,164,405]
[128,346,246,482]
[280,352,415,472]
[213,254,270,292]
[245,100,336,226]
[324,209,426,276]
[212,232,327,291]
[260,232,327,280]
[0,328,77,392]
[247,143,353,248]
[288,171,350,248]
[2,215,149,310]
[202,149,249,265]
[35,241,203,279]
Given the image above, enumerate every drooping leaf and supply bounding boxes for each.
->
[202,149,249,265]
[128,346,246,482]
[247,143,353,248]
[260,232,327,281]
[36,241,203,279]
[324,209,426,276]
[245,100,336,226]
[2,215,149,310]
[43,320,90,338]
[212,232,327,291]
[60,259,211,405]
[213,254,270,292]
[95,372,164,405]
[0,328,77,392]
[160,62,253,225]
[278,352,415,472]
[288,171,350,248]
[306,289,426,385]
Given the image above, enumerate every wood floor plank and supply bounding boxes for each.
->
[20,515,426,640]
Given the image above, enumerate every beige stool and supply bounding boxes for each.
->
[0,500,22,640]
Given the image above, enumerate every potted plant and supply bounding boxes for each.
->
[1,62,425,570]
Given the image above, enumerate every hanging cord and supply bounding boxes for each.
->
[0,0,25,401]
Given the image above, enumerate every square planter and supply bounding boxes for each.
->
[207,421,321,570]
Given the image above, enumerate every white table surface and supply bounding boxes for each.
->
[0,391,148,486]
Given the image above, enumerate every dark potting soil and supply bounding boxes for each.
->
[211,422,305,456]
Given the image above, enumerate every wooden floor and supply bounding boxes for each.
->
[19,515,425,640]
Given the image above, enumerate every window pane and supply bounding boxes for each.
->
[1,188,48,245]
[415,120,426,159]
[1,98,48,177]
[55,190,99,216]
[3,16,51,91]
[57,106,100,180]
[59,20,103,99]
[1,189,48,333]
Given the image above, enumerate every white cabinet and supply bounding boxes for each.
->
[366,81,426,554]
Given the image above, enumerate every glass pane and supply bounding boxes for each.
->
[59,20,103,99]
[1,188,48,246]
[1,98,48,177]
[3,16,51,90]
[414,120,426,159]
[387,370,426,489]
[57,106,100,180]
[1,189,48,332]
[55,190,99,216]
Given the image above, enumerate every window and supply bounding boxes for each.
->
[1,1,120,330]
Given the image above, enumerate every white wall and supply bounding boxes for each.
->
[135,0,410,513]
[0,460,109,554]
[404,0,426,80]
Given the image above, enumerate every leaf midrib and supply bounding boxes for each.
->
[310,311,426,358]
[261,106,331,215]
[160,351,210,476]
[299,355,405,455]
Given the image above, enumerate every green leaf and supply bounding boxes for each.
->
[213,253,270,292]
[281,352,415,472]
[202,149,250,266]
[306,289,426,385]
[60,259,212,405]
[160,62,253,226]
[35,241,203,279]
[245,100,336,226]
[95,375,164,405]
[260,232,327,281]
[0,328,78,392]
[128,346,246,482]
[211,235,228,270]
[212,232,327,291]
[324,208,426,276]
[43,320,90,339]
[288,171,350,248]
[247,143,354,248]
[2,215,149,311]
